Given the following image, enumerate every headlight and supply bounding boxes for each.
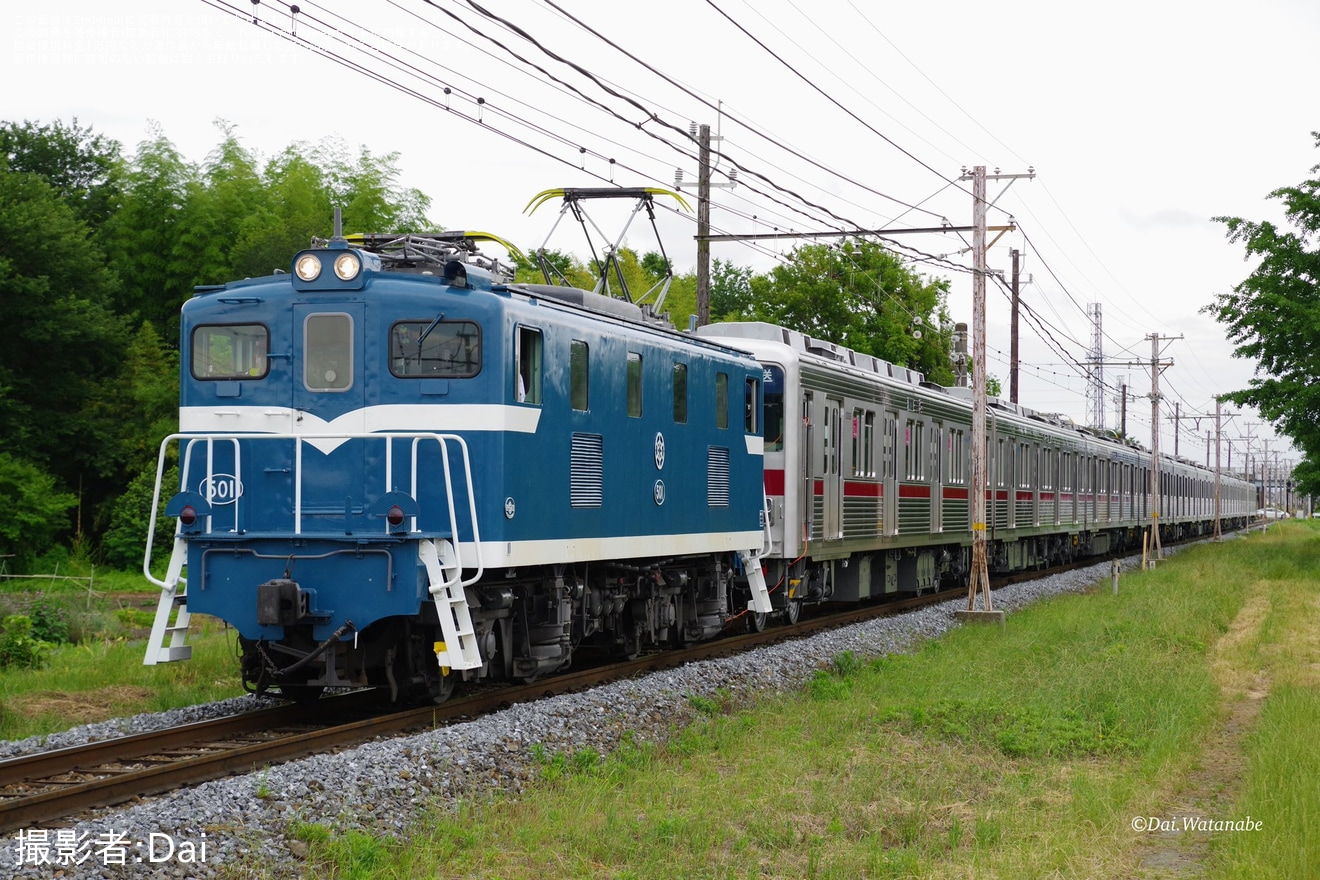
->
[334,252,361,281]
[295,254,321,281]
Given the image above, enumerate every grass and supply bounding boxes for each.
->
[0,558,247,741]
[282,523,1320,879]
[1204,521,1320,878]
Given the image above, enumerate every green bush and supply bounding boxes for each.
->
[25,593,70,643]
[0,615,53,669]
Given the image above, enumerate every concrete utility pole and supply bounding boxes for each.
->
[1173,401,1181,458]
[1146,333,1182,566]
[956,165,1033,625]
[696,124,711,326]
[1120,383,1128,437]
[967,165,993,616]
[1010,249,1021,404]
[675,122,737,327]
[1215,398,1223,540]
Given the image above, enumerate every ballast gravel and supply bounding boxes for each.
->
[0,549,1188,878]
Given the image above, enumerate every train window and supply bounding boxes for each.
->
[673,362,688,424]
[304,313,353,392]
[1018,443,1032,489]
[884,412,898,480]
[905,420,924,480]
[390,320,482,380]
[863,412,876,476]
[930,422,943,483]
[715,373,729,430]
[570,340,589,411]
[191,324,268,380]
[947,429,965,484]
[627,352,643,417]
[744,377,758,434]
[514,327,542,403]
[762,366,783,451]
[903,420,912,479]
[850,410,863,476]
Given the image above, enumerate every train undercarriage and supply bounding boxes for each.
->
[238,552,763,704]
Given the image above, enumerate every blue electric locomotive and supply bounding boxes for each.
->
[144,224,771,702]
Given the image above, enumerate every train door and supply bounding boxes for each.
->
[930,420,944,533]
[883,410,899,536]
[293,303,368,513]
[822,396,844,539]
[801,391,815,542]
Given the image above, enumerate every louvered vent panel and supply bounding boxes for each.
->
[570,433,604,508]
[708,446,730,508]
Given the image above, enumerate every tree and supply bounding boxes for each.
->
[0,118,123,229]
[105,123,196,333]
[0,453,77,568]
[732,241,955,384]
[319,139,432,233]
[1204,132,1320,494]
[2,116,448,564]
[709,258,754,320]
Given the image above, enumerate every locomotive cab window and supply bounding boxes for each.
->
[192,324,269,380]
[570,340,589,411]
[627,352,643,417]
[514,326,542,403]
[390,320,481,379]
[715,372,729,430]
[304,313,353,392]
[744,376,759,433]
[672,362,688,424]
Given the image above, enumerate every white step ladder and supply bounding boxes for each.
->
[419,538,482,670]
[739,547,773,614]
[740,495,774,614]
[144,536,192,664]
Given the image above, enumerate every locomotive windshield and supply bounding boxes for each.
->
[191,324,269,380]
[390,320,481,378]
[304,313,353,391]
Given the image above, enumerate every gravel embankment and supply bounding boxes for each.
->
[0,551,1177,878]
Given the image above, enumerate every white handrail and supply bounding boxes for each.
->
[143,431,483,584]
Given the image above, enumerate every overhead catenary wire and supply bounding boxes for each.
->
[191,0,1261,456]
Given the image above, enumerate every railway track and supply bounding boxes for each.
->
[0,556,1127,833]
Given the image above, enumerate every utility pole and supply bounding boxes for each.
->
[1173,401,1181,458]
[1010,249,1020,404]
[967,165,993,616]
[956,164,1033,625]
[1214,398,1223,540]
[696,124,711,326]
[1120,383,1128,437]
[1146,333,1181,565]
[675,122,736,327]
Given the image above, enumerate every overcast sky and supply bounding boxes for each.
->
[7,0,1316,470]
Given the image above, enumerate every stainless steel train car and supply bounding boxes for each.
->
[698,321,1254,622]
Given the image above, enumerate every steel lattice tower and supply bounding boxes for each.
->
[1086,303,1105,428]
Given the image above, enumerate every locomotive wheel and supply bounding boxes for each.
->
[425,670,456,704]
[746,610,768,633]
[784,599,802,626]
